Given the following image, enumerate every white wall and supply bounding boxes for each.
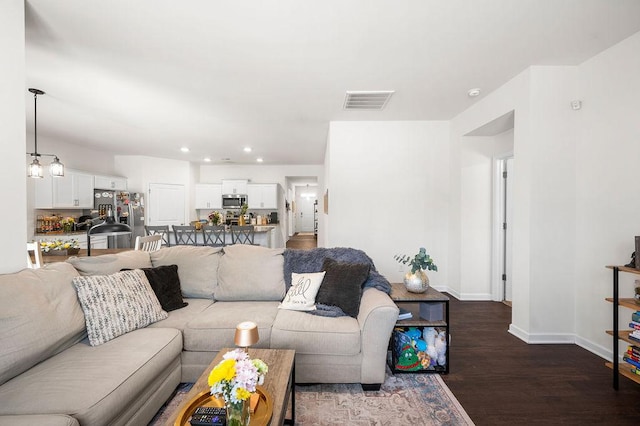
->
[449,70,534,332]
[326,121,450,287]
[0,0,27,273]
[460,130,514,300]
[449,31,640,355]
[574,31,640,359]
[450,65,581,343]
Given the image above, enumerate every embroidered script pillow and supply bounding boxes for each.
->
[278,271,326,311]
[72,269,168,346]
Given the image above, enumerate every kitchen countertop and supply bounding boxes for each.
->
[35,224,276,237]
[35,231,90,237]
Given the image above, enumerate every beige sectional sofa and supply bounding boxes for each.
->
[0,244,398,426]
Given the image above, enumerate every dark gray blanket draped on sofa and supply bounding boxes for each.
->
[283,247,392,317]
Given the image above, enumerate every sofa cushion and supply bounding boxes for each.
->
[148,298,213,331]
[271,309,361,356]
[216,244,285,301]
[182,301,279,352]
[138,265,187,312]
[66,250,152,275]
[0,328,182,426]
[278,271,325,311]
[150,246,223,299]
[0,262,85,386]
[72,270,168,346]
[316,258,370,318]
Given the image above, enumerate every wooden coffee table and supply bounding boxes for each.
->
[164,348,295,426]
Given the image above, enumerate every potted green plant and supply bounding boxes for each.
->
[394,247,438,293]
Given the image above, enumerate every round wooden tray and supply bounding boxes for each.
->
[174,386,272,426]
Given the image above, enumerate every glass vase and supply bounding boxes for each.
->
[226,399,250,426]
[404,270,429,293]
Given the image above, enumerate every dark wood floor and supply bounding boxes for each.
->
[284,236,640,423]
[285,233,317,249]
[442,297,640,425]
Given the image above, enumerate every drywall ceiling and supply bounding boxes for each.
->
[24,0,640,165]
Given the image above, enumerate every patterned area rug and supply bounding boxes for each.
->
[150,371,474,425]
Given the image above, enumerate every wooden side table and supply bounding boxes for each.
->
[389,283,450,374]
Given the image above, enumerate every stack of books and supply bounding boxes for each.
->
[624,310,640,375]
[397,307,412,321]
[628,310,640,343]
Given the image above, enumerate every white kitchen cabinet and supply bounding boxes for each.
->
[53,170,94,208]
[221,179,248,195]
[94,175,127,191]
[247,183,278,209]
[195,184,222,209]
[34,172,54,208]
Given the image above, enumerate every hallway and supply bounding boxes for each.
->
[285,232,317,250]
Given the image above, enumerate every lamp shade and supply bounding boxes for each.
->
[27,158,43,178]
[86,220,131,256]
[234,321,259,348]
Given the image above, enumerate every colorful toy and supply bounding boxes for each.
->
[435,329,447,366]
[423,327,438,367]
[395,344,422,371]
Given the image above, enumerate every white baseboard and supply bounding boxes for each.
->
[434,286,492,301]
[575,336,613,362]
[508,324,574,344]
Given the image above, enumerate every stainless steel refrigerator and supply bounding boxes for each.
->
[115,192,145,248]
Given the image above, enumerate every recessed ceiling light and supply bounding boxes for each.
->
[467,88,481,97]
[180,147,190,153]
[203,157,211,162]
[243,147,252,153]
[256,158,263,163]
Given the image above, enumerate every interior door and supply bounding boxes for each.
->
[295,194,315,233]
[504,158,514,302]
[147,183,185,227]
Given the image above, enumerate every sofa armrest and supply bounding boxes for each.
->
[357,287,399,384]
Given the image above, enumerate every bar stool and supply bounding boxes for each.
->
[145,225,171,246]
[230,225,255,245]
[173,225,198,245]
[202,225,226,247]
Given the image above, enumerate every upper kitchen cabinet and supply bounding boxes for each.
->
[195,184,222,209]
[34,172,53,208]
[34,169,94,209]
[53,170,94,208]
[94,175,127,191]
[221,179,248,195]
[247,183,278,209]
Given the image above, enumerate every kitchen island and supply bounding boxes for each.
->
[168,225,279,248]
[35,224,281,251]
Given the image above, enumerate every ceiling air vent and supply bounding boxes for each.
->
[343,91,394,110]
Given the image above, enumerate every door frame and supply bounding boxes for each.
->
[491,152,513,301]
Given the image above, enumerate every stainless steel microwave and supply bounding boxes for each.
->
[222,194,247,209]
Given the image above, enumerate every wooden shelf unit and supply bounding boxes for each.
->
[605,265,640,389]
[389,283,449,374]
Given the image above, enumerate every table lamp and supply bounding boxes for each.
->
[234,321,259,352]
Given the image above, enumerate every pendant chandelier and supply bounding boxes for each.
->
[26,88,64,178]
